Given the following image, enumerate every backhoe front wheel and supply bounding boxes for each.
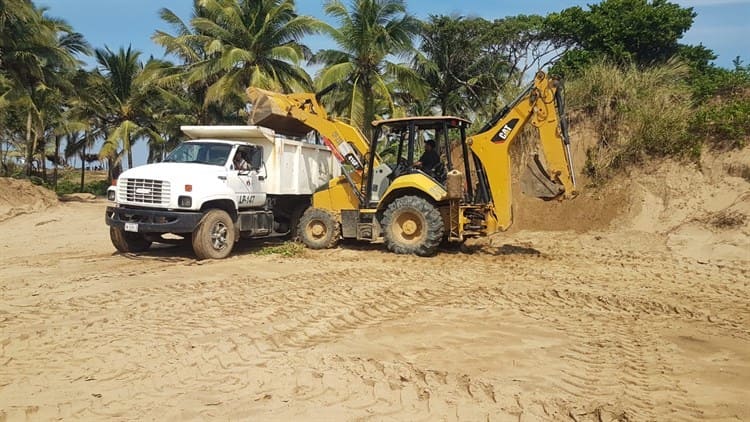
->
[192,209,236,260]
[382,196,444,257]
[298,207,340,249]
[110,227,152,253]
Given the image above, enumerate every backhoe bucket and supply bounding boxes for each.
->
[520,154,566,200]
[246,88,313,137]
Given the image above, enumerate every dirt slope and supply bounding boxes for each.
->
[0,149,748,421]
[0,177,58,222]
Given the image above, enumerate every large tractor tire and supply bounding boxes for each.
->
[110,227,152,253]
[382,196,444,257]
[298,207,340,249]
[192,209,236,260]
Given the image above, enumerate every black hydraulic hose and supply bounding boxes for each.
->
[460,125,474,200]
[473,154,490,204]
[478,82,534,133]
[554,82,571,146]
[554,80,577,188]
[315,82,339,102]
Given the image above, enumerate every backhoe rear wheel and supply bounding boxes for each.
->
[298,207,340,249]
[192,209,235,260]
[110,227,152,253]
[382,195,444,257]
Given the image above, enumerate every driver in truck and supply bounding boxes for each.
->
[233,151,250,171]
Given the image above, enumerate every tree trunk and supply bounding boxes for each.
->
[25,111,33,176]
[0,137,6,176]
[53,135,60,189]
[123,126,133,169]
[40,135,47,181]
[362,81,374,140]
[79,143,86,192]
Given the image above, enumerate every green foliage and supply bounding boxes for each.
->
[690,59,750,101]
[54,179,109,196]
[567,60,696,181]
[253,242,306,257]
[690,97,750,150]
[546,0,696,75]
[687,59,750,150]
[313,0,423,136]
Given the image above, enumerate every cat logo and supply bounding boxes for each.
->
[492,118,519,143]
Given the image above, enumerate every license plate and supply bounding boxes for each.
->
[124,222,139,232]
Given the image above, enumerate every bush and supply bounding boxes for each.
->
[83,179,109,196]
[253,242,306,257]
[54,179,109,196]
[566,60,695,181]
[691,98,750,150]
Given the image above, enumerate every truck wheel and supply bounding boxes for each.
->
[298,207,340,249]
[110,227,152,253]
[192,209,236,260]
[287,202,308,241]
[382,196,444,257]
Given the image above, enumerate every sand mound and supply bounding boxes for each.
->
[506,146,750,262]
[622,148,750,261]
[0,177,59,222]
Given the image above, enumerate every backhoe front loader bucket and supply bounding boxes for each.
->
[520,154,566,200]
[246,88,313,137]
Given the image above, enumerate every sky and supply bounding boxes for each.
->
[35,0,750,167]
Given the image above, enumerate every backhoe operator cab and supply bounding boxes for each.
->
[368,116,469,203]
[247,70,577,257]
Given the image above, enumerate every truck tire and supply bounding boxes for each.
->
[192,209,236,260]
[382,196,444,257]
[110,227,152,253]
[298,207,340,249]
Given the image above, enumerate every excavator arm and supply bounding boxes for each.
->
[246,86,374,172]
[467,71,577,230]
[246,86,379,209]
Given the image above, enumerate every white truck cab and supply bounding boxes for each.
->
[105,125,339,259]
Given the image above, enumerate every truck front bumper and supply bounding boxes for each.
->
[105,206,203,234]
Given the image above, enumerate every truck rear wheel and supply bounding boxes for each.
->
[298,207,340,249]
[192,209,235,260]
[110,227,152,253]
[382,196,444,257]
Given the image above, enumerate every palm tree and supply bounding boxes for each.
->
[63,69,107,190]
[313,0,424,137]
[0,2,89,176]
[154,0,324,118]
[152,2,226,125]
[95,46,166,171]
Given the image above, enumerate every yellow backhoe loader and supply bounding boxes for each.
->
[247,70,577,256]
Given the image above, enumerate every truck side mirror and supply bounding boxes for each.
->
[249,148,263,170]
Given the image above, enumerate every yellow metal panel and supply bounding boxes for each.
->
[380,173,447,206]
[312,175,359,214]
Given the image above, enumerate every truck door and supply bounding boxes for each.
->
[229,145,267,208]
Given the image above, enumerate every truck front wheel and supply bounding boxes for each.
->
[110,227,152,253]
[298,207,340,249]
[382,196,444,257]
[192,209,236,260]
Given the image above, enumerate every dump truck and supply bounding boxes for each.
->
[105,125,339,259]
[247,70,578,256]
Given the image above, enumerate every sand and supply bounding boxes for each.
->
[0,148,748,421]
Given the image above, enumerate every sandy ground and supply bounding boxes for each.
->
[1,150,749,421]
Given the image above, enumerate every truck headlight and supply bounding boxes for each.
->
[178,195,192,207]
[107,190,116,201]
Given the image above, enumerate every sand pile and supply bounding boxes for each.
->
[0,177,59,222]
[622,148,750,260]
[507,146,750,261]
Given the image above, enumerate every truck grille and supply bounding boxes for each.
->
[119,178,170,205]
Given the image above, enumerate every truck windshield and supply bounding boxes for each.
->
[163,142,232,166]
